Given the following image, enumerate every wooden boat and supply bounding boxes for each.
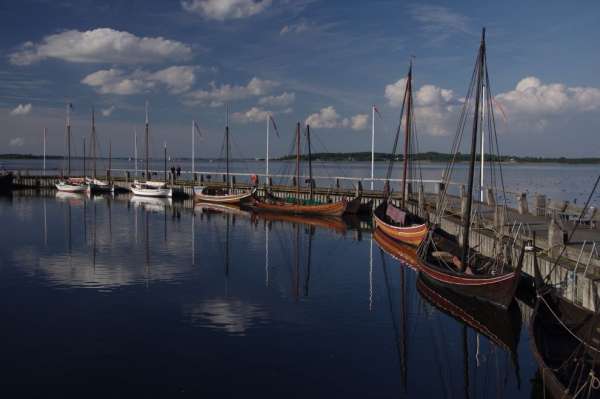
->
[194,186,253,204]
[251,122,347,216]
[130,102,172,198]
[417,29,524,310]
[0,172,14,191]
[373,61,428,246]
[193,106,252,204]
[56,177,87,193]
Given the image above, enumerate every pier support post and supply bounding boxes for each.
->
[548,214,565,257]
[517,193,529,215]
[126,171,130,183]
[494,205,506,234]
[232,176,236,187]
[535,194,547,217]
[200,174,204,183]
[336,179,340,189]
[486,188,495,207]
[194,173,197,182]
[292,177,297,187]
[357,181,363,196]
[268,177,272,187]
[222,174,226,183]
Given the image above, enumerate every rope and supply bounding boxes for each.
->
[538,294,600,354]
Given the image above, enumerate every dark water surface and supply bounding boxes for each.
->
[0,193,540,397]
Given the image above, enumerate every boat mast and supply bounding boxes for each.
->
[480,84,486,202]
[108,139,112,179]
[306,124,313,200]
[266,114,269,181]
[83,137,86,178]
[225,104,230,189]
[163,142,167,183]
[371,105,375,190]
[66,103,71,176]
[401,62,413,209]
[134,129,138,178]
[461,28,486,264]
[295,122,301,203]
[192,120,195,178]
[43,127,47,176]
[91,107,96,179]
[145,101,149,179]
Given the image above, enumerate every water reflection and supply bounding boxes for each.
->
[0,193,539,397]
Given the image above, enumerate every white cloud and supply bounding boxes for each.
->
[280,21,310,35]
[9,28,192,65]
[182,0,272,20]
[258,92,295,107]
[385,78,459,136]
[232,106,270,123]
[186,77,278,106]
[9,137,25,147]
[10,103,32,115]
[81,66,197,95]
[305,106,344,128]
[101,105,115,116]
[350,114,369,130]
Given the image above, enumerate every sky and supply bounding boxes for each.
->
[1,0,600,158]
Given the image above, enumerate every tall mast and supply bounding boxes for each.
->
[480,84,486,202]
[371,105,375,190]
[295,122,300,203]
[145,101,149,179]
[306,124,313,200]
[401,62,413,209]
[66,103,71,176]
[192,120,195,178]
[108,139,112,178]
[91,107,96,178]
[134,129,138,178]
[461,28,486,264]
[83,137,86,178]
[43,127,47,176]
[164,142,167,182]
[266,114,269,181]
[225,104,230,188]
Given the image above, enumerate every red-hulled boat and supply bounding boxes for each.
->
[373,61,428,247]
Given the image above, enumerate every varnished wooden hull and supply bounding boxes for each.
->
[193,186,253,204]
[373,202,428,246]
[250,197,347,217]
[419,258,521,310]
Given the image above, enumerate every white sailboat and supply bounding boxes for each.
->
[130,102,172,198]
[56,103,87,193]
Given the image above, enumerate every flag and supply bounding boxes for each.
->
[193,121,204,140]
[269,114,280,137]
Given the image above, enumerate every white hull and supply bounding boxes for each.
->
[56,181,87,193]
[131,184,172,198]
[193,186,253,204]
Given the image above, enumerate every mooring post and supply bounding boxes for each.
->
[486,188,495,207]
[494,205,506,234]
[548,214,564,257]
[336,179,340,189]
[268,177,272,187]
[357,181,363,197]
[200,174,204,183]
[231,176,236,187]
[534,194,547,217]
[126,171,130,183]
[418,185,425,216]
[517,192,529,215]
[194,173,197,182]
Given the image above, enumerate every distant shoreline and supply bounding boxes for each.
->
[1,152,599,164]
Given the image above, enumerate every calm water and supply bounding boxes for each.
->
[0,192,542,397]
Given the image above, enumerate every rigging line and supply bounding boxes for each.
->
[544,174,600,282]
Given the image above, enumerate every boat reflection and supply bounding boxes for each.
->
[373,228,421,270]
[130,195,172,212]
[251,211,349,236]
